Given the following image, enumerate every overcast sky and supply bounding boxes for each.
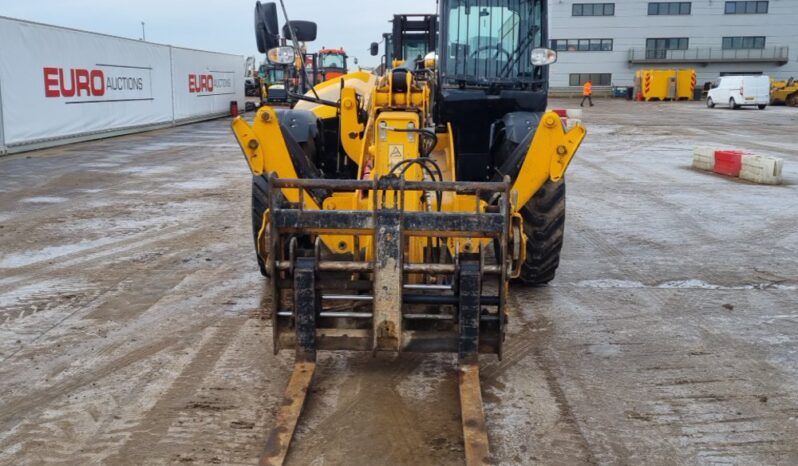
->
[1,0,437,66]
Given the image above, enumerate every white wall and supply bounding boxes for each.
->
[0,16,245,154]
[548,0,798,88]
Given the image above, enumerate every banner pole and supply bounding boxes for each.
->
[0,77,6,155]
[169,46,176,127]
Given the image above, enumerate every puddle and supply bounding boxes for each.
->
[563,279,797,291]
[20,196,67,204]
[0,237,117,269]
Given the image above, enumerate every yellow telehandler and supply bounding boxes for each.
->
[235,1,586,464]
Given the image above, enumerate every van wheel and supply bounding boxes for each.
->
[730,98,740,110]
[707,97,715,108]
[757,104,767,110]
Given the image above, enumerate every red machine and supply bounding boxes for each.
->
[313,47,348,82]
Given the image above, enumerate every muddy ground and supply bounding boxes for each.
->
[1,100,797,465]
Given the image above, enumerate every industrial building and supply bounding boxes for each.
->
[549,0,798,91]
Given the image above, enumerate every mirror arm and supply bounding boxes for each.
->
[287,91,341,109]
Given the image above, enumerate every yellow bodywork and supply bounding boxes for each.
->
[232,70,586,272]
[771,79,798,106]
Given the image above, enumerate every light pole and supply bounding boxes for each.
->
[141,21,146,41]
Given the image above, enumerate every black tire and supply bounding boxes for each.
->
[252,175,270,276]
[707,97,715,108]
[787,94,798,107]
[758,104,767,110]
[517,180,566,286]
[730,98,739,110]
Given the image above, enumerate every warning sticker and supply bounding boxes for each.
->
[388,144,404,165]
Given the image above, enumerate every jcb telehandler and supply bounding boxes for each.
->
[236,1,585,464]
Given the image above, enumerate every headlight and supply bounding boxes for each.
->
[530,48,557,66]
[267,46,296,65]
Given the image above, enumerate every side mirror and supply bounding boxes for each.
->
[282,21,317,42]
[354,57,359,65]
[370,42,379,56]
[530,48,557,66]
[254,2,280,53]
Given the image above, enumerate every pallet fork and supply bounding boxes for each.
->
[257,176,511,465]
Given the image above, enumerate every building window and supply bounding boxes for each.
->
[573,3,615,16]
[724,1,768,14]
[551,39,613,52]
[648,2,691,15]
[569,73,612,86]
[646,37,689,59]
[722,36,766,49]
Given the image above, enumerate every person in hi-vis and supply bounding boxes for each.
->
[580,80,594,107]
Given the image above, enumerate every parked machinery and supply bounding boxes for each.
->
[238,1,586,464]
[314,47,349,82]
[771,77,798,106]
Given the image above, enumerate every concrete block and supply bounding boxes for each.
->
[566,108,583,119]
[740,154,784,185]
[692,146,715,171]
[566,118,582,131]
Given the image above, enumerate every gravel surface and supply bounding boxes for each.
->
[1,100,797,465]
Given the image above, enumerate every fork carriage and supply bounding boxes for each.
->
[265,175,519,361]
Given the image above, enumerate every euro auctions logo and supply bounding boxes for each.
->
[43,64,153,103]
[188,72,234,96]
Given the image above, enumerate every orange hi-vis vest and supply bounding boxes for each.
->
[583,82,592,96]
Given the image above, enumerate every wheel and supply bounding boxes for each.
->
[730,98,739,110]
[517,180,566,286]
[252,175,270,276]
[707,97,715,108]
[758,104,767,110]
[787,94,798,107]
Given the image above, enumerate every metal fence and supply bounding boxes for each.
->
[628,46,790,64]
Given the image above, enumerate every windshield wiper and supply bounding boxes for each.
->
[500,25,539,78]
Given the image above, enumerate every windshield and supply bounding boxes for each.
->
[404,38,430,63]
[442,0,544,86]
[320,53,346,69]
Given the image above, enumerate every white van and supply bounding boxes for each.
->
[707,75,770,110]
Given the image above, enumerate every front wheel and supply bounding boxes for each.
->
[517,180,566,286]
[252,175,270,277]
[757,104,767,110]
[707,97,715,108]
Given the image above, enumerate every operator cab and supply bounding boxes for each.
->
[435,0,554,181]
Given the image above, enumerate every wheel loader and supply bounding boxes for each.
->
[771,77,798,107]
[235,1,585,464]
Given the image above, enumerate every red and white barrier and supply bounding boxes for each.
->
[714,150,744,177]
[552,108,583,132]
[692,147,715,171]
[740,155,784,185]
[692,146,784,185]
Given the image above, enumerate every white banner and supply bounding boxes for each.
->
[171,47,245,121]
[0,16,245,151]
